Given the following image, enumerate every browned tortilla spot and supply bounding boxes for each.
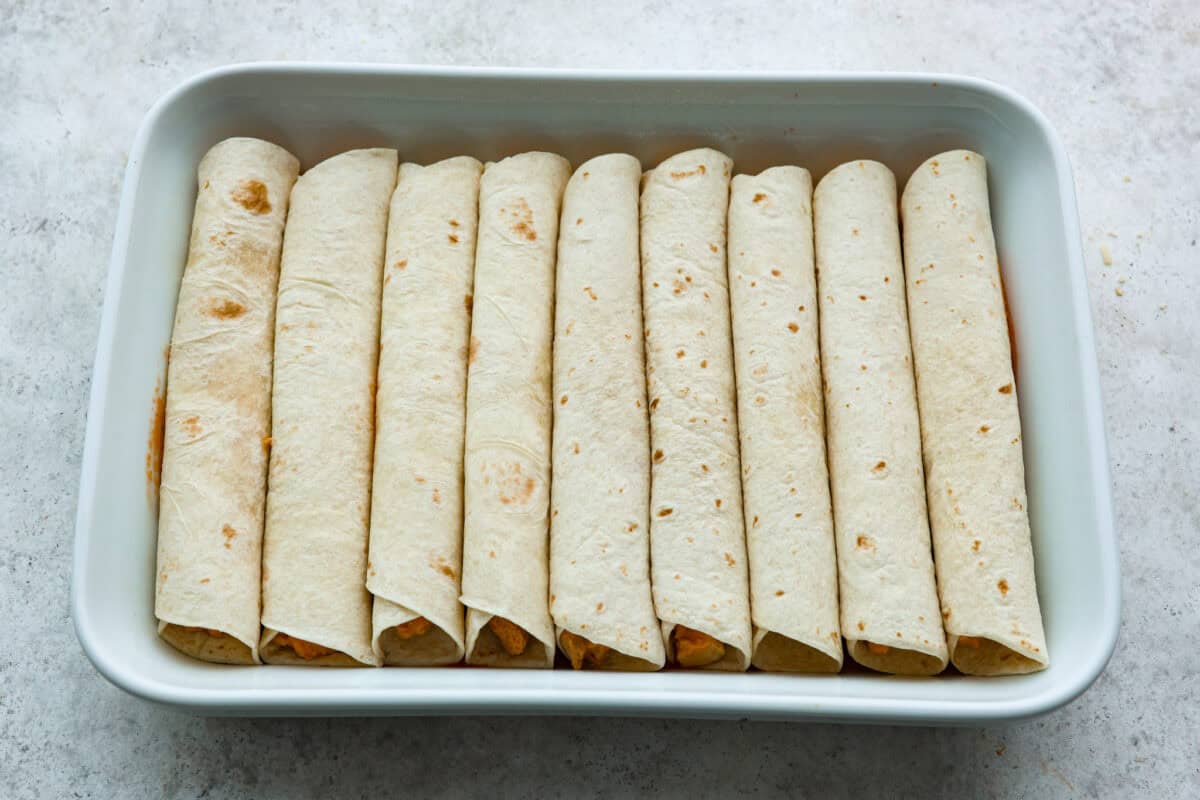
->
[507,197,537,241]
[205,298,246,319]
[669,163,707,180]
[231,179,271,214]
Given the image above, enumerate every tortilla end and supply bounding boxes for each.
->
[752,631,842,673]
[377,623,462,666]
[466,620,551,669]
[159,623,257,665]
[849,639,946,676]
[666,624,747,672]
[258,630,370,667]
[951,636,1048,676]
[555,630,662,672]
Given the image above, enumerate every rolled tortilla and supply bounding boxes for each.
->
[367,157,482,666]
[814,160,948,675]
[460,152,570,668]
[549,154,666,671]
[260,148,398,666]
[901,150,1049,675]
[641,148,751,671]
[728,167,842,673]
[154,138,299,665]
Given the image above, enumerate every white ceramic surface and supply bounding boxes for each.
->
[71,63,1118,722]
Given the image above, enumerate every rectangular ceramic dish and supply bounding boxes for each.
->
[72,63,1119,722]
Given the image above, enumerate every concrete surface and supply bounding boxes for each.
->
[2,0,1197,797]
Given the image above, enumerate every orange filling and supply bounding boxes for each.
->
[184,626,225,638]
[958,635,982,649]
[488,616,529,656]
[559,630,612,670]
[866,641,891,655]
[275,633,335,660]
[673,625,725,668]
[393,616,433,640]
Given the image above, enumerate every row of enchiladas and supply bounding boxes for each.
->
[153,139,1048,675]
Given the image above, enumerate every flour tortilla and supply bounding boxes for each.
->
[814,159,948,675]
[641,148,751,671]
[460,152,571,668]
[154,138,299,665]
[367,157,482,666]
[901,150,1049,675]
[728,167,842,673]
[260,148,397,666]
[549,154,665,671]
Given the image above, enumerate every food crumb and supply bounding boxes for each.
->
[1098,244,1113,266]
[1115,286,1125,297]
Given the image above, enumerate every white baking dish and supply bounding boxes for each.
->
[72,63,1118,722]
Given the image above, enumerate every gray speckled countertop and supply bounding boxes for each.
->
[2,1,1197,797]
